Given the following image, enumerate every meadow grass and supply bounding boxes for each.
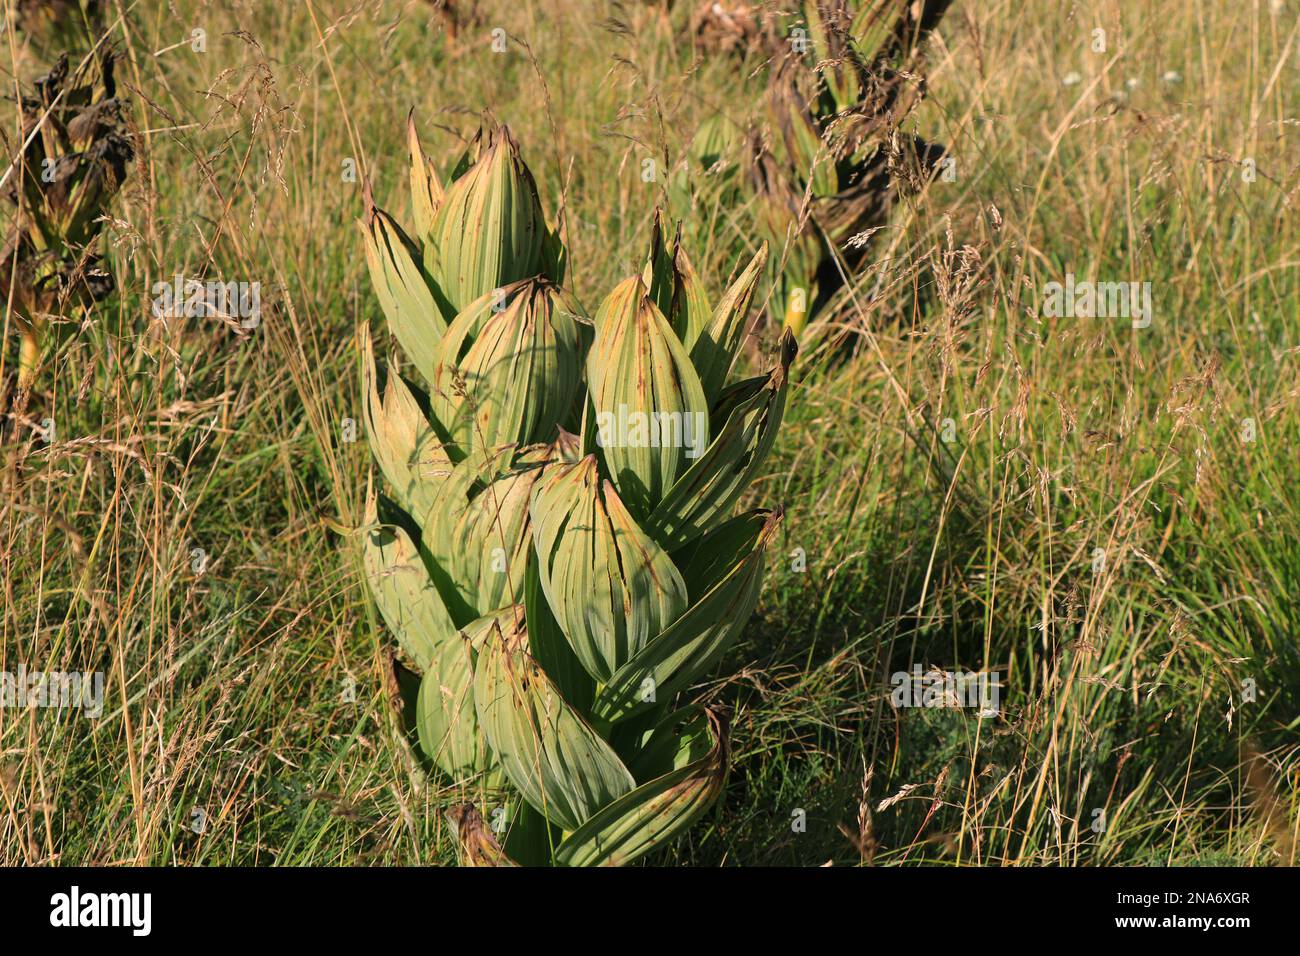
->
[1,0,1296,865]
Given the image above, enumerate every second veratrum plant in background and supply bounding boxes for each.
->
[1,49,132,390]
[359,116,793,866]
[676,0,952,338]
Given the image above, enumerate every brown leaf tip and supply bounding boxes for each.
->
[361,178,377,226]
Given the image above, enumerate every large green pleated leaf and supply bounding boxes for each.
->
[361,326,415,506]
[540,223,568,288]
[530,456,688,684]
[668,244,713,355]
[644,331,795,549]
[429,278,586,455]
[586,277,710,519]
[553,709,728,866]
[361,326,451,519]
[689,243,768,403]
[591,509,779,723]
[361,493,458,673]
[408,423,457,524]
[421,445,546,622]
[359,200,445,386]
[523,550,594,715]
[640,211,713,354]
[415,610,504,781]
[473,611,635,832]
[424,123,546,320]
[407,111,443,242]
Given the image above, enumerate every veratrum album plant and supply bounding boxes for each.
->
[749,0,953,337]
[358,116,794,866]
[673,0,952,339]
[1,47,132,390]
